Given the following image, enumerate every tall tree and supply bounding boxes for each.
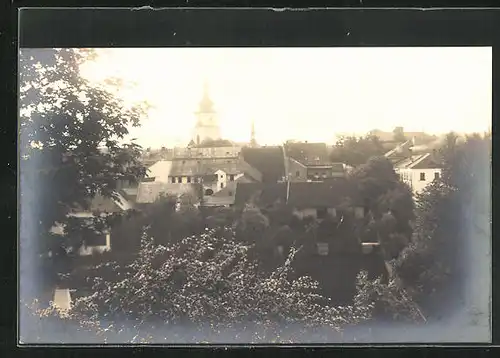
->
[19,48,148,296]
[394,132,491,320]
[349,156,415,259]
[330,135,386,167]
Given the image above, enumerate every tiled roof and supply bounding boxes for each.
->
[202,196,235,206]
[235,180,359,208]
[285,142,331,166]
[234,182,287,207]
[69,192,132,215]
[395,153,442,169]
[288,180,358,208]
[305,162,345,172]
[384,139,413,159]
[136,182,202,203]
[241,146,285,183]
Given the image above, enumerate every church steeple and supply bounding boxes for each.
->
[192,81,221,145]
[250,120,257,147]
[197,80,215,114]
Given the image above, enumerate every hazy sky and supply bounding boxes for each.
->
[80,47,492,149]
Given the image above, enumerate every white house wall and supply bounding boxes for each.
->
[147,160,173,183]
[397,168,442,195]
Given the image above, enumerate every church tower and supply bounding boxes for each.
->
[192,82,221,145]
[250,119,258,147]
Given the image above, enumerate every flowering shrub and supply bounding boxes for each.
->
[20,299,107,344]
[30,228,377,343]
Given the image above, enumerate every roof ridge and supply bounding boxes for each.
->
[407,153,431,169]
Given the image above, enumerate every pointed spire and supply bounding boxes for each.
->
[250,119,257,147]
[198,80,215,113]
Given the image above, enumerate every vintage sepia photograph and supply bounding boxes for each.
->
[19,47,491,344]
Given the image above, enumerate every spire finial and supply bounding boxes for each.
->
[250,119,257,147]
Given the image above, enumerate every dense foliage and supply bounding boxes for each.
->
[394,132,491,319]
[23,229,378,343]
[349,156,415,259]
[330,135,386,166]
[19,48,148,297]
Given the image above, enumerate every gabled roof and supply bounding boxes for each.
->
[235,180,359,208]
[241,146,285,183]
[285,142,331,166]
[234,182,287,207]
[136,182,202,203]
[305,162,345,172]
[395,153,442,170]
[384,139,413,159]
[70,192,132,215]
[202,196,235,207]
[287,180,358,208]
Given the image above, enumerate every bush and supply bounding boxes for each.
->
[34,229,379,343]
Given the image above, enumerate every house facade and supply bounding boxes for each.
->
[235,180,364,221]
[384,138,443,196]
[49,191,134,256]
[284,142,346,182]
[394,153,442,195]
[287,181,364,220]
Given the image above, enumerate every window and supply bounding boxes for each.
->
[296,171,300,177]
[220,182,224,189]
[220,174,224,179]
[434,172,440,180]
[228,191,233,196]
[177,177,182,183]
[187,176,191,183]
[171,177,175,183]
[229,174,235,181]
[420,172,426,181]
[205,189,214,196]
